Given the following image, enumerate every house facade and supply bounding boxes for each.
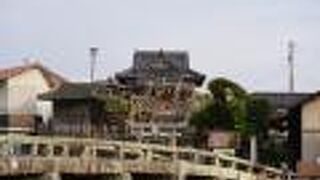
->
[0,62,65,134]
[297,93,320,179]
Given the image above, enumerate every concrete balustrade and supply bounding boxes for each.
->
[0,134,282,180]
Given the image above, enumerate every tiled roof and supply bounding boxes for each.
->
[0,62,66,89]
[116,50,205,86]
[133,50,189,71]
[40,83,100,100]
[252,92,312,109]
[40,81,123,100]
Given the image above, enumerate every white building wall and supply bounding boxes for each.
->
[301,97,320,162]
[7,69,53,121]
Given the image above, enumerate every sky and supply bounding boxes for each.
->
[1,0,320,92]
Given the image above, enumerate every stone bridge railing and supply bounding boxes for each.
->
[0,134,282,180]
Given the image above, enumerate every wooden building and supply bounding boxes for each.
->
[116,50,205,144]
[40,82,129,139]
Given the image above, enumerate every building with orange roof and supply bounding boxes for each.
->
[0,61,66,134]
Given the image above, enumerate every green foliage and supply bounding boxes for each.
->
[190,91,212,113]
[192,78,249,134]
[190,102,215,129]
[191,77,286,166]
[246,97,271,135]
[259,139,288,167]
[96,94,130,114]
[191,77,271,137]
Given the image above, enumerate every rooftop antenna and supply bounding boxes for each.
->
[89,47,99,83]
[287,40,295,92]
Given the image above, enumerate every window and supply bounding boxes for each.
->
[124,152,140,160]
[12,144,33,156]
[68,145,85,157]
[37,144,50,157]
[96,149,118,159]
[53,145,64,156]
[20,144,33,156]
[144,127,151,132]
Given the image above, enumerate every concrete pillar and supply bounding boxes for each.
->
[215,157,221,167]
[121,172,132,180]
[32,144,38,156]
[231,161,236,170]
[250,136,257,164]
[62,145,69,157]
[119,144,125,161]
[172,174,186,180]
[47,144,54,157]
[39,172,61,180]
[145,149,153,161]
[193,153,200,164]
[177,162,186,180]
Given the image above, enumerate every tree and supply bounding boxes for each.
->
[208,78,248,133]
[101,95,130,114]
[95,93,130,115]
[242,97,271,163]
[190,78,272,164]
[246,97,270,136]
[190,78,248,149]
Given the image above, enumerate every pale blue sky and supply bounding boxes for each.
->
[1,0,320,92]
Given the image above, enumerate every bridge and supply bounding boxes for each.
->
[0,134,282,180]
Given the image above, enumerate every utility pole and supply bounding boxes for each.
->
[89,47,98,138]
[287,40,295,92]
[89,47,99,83]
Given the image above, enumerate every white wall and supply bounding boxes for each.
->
[302,97,320,131]
[301,97,320,162]
[302,133,320,162]
[7,69,53,121]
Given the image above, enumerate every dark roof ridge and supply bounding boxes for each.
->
[134,49,188,54]
[251,91,312,95]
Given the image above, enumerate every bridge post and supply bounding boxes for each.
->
[120,172,132,180]
[231,161,236,170]
[39,172,61,180]
[215,156,221,167]
[193,152,200,164]
[176,161,186,180]
[32,144,38,156]
[145,148,153,161]
[171,173,186,180]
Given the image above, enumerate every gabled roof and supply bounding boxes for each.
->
[132,50,189,71]
[115,50,205,86]
[0,62,67,89]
